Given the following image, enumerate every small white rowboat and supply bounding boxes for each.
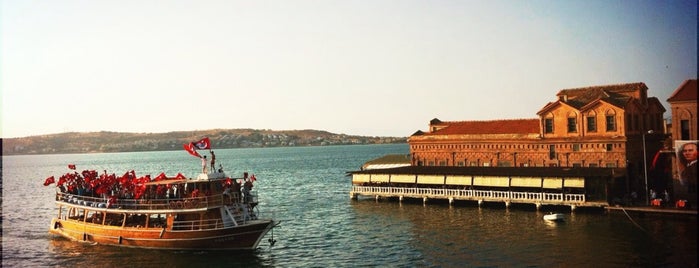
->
[543,213,565,221]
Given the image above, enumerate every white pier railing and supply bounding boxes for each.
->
[350,185,587,205]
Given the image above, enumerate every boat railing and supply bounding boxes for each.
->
[172,218,225,230]
[55,191,256,211]
[351,185,586,204]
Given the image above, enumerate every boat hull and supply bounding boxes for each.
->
[49,217,276,250]
[543,213,565,221]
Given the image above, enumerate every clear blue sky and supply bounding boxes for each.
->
[1,0,696,138]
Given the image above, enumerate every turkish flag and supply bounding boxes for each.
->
[155,172,167,181]
[68,164,76,170]
[43,176,55,186]
[193,137,211,150]
[183,143,202,158]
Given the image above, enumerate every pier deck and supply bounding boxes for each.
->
[350,185,609,209]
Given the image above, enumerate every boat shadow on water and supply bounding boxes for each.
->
[48,236,272,267]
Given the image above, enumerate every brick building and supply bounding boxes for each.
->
[668,79,698,141]
[408,82,668,195]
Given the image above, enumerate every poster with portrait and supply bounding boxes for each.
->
[675,140,698,202]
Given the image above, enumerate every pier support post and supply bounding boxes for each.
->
[399,196,404,202]
[505,201,511,208]
[571,205,577,212]
[478,200,484,207]
[536,203,542,210]
[375,195,380,201]
[350,192,357,200]
[423,197,428,204]
[449,197,454,206]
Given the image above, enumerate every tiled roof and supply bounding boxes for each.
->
[425,119,539,135]
[646,97,667,112]
[667,79,697,102]
[557,82,648,97]
[555,82,644,109]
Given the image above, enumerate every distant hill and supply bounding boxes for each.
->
[1,129,407,155]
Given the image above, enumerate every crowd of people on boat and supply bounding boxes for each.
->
[44,167,159,199]
[43,164,257,204]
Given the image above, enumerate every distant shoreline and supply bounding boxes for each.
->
[2,129,407,156]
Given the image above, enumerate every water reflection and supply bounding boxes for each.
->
[47,238,269,267]
[350,200,696,267]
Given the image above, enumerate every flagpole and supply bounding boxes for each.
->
[642,130,653,206]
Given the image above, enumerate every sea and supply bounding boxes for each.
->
[2,144,697,267]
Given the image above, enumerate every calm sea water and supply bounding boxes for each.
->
[2,144,697,267]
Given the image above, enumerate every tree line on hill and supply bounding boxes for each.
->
[2,129,407,155]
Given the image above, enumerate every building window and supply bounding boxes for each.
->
[587,116,597,132]
[681,120,690,140]
[573,144,580,151]
[549,145,556,160]
[567,117,577,133]
[572,163,582,167]
[606,144,613,151]
[498,161,511,167]
[545,118,554,133]
[589,163,598,167]
[606,115,616,131]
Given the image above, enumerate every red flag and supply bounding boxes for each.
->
[183,143,202,158]
[193,137,211,150]
[155,172,167,181]
[68,164,76,170]
[175,173,187,180]
[250,174,256,182]
[43,176,55,186]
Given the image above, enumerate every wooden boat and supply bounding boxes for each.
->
[543,212,565,222]
[46,168,278,250]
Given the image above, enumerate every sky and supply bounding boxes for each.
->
[1,0,697,138]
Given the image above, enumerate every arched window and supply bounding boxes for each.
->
[544,113,554,134]
[605,109,617,131]
[679,109,694,140]
[567,112,578,133]
[586,111,597,132]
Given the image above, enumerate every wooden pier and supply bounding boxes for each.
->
[350,185,608,210]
